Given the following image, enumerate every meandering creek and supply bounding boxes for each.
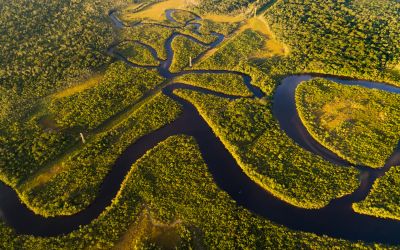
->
[1,9,400,245]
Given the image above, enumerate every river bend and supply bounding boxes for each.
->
[1,9,400,245]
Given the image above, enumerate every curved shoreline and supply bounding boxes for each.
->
[273,74,400,194]
[2,8,400,246]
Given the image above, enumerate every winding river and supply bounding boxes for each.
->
[1,9,400,245]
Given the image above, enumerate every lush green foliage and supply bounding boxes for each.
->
[0,136,381,249]
[190,0,275,16]
[175,89,359,208]
[119,13,221,54]
[199,19,240,36]
[177,72,252,96]
[197,29,275,95]
[0,4,220,189]
[170,36,207,72]
[122,24,175,60]
[1,59,164,191]
[20,93,181,216]
[353,166,400,221]
[296,78,400,168]
[265,0,400,82]
[199,29,264,68]
[49,62,165,129]
[0,118,77,186]
[170,9,198,23]
[0,0,122,96]
[116,41,159,66]
[0,0,131,126]
[2,0,400,247]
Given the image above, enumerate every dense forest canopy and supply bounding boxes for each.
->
[2,0,400,97]
[354,166,400,221]
[0,0,129,124]
[296,78,400,168]
[264,0,400,78]
[190,0,258,14]
[1,0,110,95]
[2,0,399,125]
[190,0,276,15]
[2,0,400,248]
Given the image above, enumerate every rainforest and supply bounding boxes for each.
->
[1,0,400,249]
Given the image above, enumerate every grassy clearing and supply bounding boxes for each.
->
[20,77,173,192]
[176,73,252,96]
[51,74,104,99]
[200,15,287,60]
[196,28,275,95]
[3,1,399,247]
[353,166,400,220]
[0,116,78,187]
[0,0,115,104]
[394,63,400,74]
[175,89,359,208]
[202,13,246,23]
[3,68,139,187]
[0,136,382,249]
[49,62,164,130]
[120,0,188,22]
[239,16,288,57]
[7,14,217,191]
[264,0,400,82]
[170,36,207,73]
[19,93,182,216]
[197,28,263,65]
[188,0,273,17]
[118,0,254,23]
[199,19,240,36]
[296,78,400,168]
[113,209,182,250]
[120,10,227,55]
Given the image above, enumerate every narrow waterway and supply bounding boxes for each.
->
[1,9,400,246]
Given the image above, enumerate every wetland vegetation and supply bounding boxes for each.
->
[264,0,400,83]
[296,78,400,168]
[170,36,207,72]
[49,63,165,130]
[353,166,400,221]
[20,93,181,216]
[175,89,359,208]
[176,73,252,96]
[1,0,400,248]
[0,136,380,249]
[114,41,160,66]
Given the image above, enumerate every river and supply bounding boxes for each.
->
[1,8,400,245]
